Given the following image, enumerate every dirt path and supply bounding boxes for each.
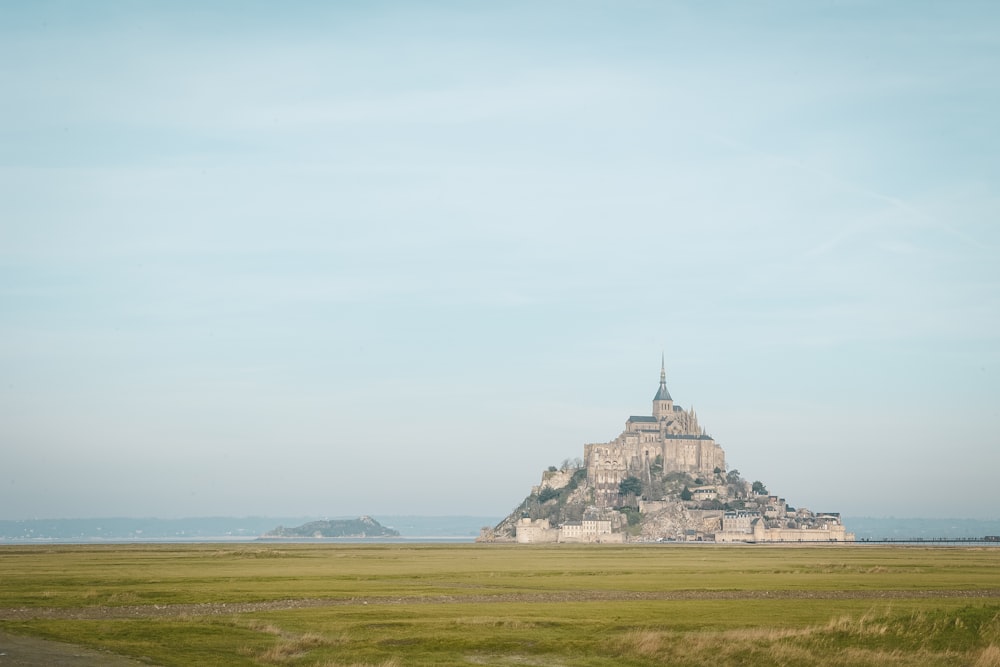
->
[0,630,152,666]
[2,588,999,621]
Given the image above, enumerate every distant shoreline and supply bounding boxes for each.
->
[0,536,479,545]
[2,516,998,543]
[3,537,999,547]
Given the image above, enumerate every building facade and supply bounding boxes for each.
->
[514,517,623,544]
[584,359,727,506]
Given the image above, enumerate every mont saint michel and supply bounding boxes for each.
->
[483,360,853,543]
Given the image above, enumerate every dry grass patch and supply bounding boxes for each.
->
[618,629,662,657]
[238,618,285,636]
[252,632,332,664]
[233,617,338,664]
[314,660,401,667]
[613,605,1000,666]
[452,617,535,630]
[211,548,290,559]
[465,655,566,666]
[976,645,1000,667]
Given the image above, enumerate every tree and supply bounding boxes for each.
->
[537,486,560,503]
[680,486,693,501]
[726,469,742,484]
[619,476,642,497]
[618,506,641,527]
[752,481,768,495]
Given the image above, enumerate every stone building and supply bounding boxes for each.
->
[721,510,761,533]
[584,358,727,506]
[514,517,623,544]
[514,517,559,543]
[715,509,854,543]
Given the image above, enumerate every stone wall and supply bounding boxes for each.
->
[515,518,558,543]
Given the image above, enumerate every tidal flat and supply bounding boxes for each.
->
[1,543,999,666]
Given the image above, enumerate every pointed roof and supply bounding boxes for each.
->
[654,354,672,401]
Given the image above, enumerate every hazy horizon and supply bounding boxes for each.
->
[2,2,998,521]
[4,516,1000,544]
[0,512,996,522]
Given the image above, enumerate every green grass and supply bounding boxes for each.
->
[2,544,999,665]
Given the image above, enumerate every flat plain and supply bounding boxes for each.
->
[1,543,999,666]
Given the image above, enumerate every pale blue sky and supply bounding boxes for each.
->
[2,1,998,520]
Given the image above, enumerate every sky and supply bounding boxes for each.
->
[1,1,998,521]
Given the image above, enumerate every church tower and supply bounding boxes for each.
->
[652,354,673,420]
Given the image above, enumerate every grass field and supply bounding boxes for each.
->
[1,543,999,666]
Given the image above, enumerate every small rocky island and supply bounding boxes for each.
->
[263,516,399,539]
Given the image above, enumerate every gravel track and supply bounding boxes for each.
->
[0,630,150,666]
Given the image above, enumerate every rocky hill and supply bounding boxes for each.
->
[483,462,848,543]
[482,362,852,544]
[484,465,730,541]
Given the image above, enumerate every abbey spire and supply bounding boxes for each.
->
[652,354,673,419]
[654,353,672,402]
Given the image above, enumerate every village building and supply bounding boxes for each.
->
[514,517,622,544]
[715,510,853,543]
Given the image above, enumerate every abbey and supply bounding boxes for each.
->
[482,358,853,543]
[585,358,726,506]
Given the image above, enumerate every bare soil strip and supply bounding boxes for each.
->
[3,588,999,621]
